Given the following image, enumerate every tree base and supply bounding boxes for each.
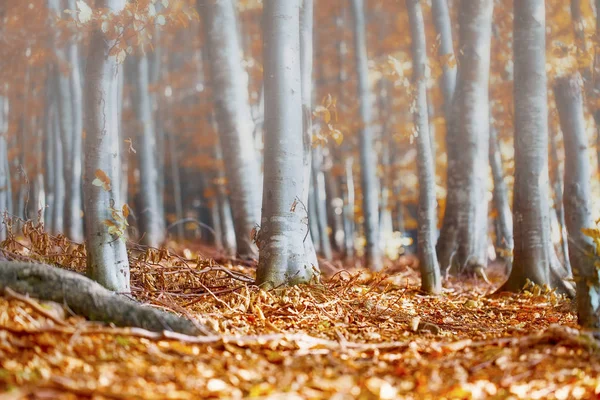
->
[0,262,211,336]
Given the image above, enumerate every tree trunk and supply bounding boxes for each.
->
[83,0,130,292]
[0,95,9,240]
[300,0,319,269]
[350,0,382,271]
[343,157,355,261]
[132,55,165,248]
[595,0,600,175]
[43,101,56,233]
[200,0,260,259]
[407,0,442,294]
[52,103,65,234]
[431,0,457,120]
[501,0,557,291]
[438,0,493,276]
[167,128,185,241]
[256,0,317,288]
[555,73,600,328]
[312,148,332,260]
[489,124,513,266]
[549,126,571,274]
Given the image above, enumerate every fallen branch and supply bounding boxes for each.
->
[0,262,212,336]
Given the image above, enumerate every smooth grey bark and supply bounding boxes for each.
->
[324,165,345,253]
[595,0,600,174]
[431,0,457,120]
[256,0,317,288]
[378,80,394,256]
[549,126,571,274]
[167,128,185,240]
[343,157,356,261]
[489,124,513,265]
[52,103,65,234]
[501,0,557,291]
[44,101,56,232]
[312,148,332,260]
[48,0,83,242]
[83,0,130,292]
[132,55,165,248]
[200,0,260,259]
[350,0,382,271]
[0,96,9,240]
[0,262,209,335]
[214,143,236,255]
[407,0,442,294]
[437,0,492,275]
[300,0,319,269]
[555,74,600,328]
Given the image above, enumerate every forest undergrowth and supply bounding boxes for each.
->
[0,221,599,399]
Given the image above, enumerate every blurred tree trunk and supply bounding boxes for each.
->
[437,0,493,276]
[312,147,332,260]
[407,0,442,294]
[48,0,83,242]
[132,55,165,248]
[549,126,571,274]
[555,73,599,328]
[343,157,355,261]
[489,124,513,266]
[431,0,456,120]
[167,125,185,241]
[0,95,9,240]
[594,0,600,174]
[501,0,560,292]
[43,100,56,232]
[350,0,382,271]
[256,0,317,288]
[51,101,65,234]
[200,0,260,259]
[83,0,130,292]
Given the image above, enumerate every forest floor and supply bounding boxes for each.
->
[1,224,600,399]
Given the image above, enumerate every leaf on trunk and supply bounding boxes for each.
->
[92,169,111,191]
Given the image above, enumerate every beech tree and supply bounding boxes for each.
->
[200,0,261,259]
[350,0,382,271]
[406,0,441,294]
[554,73,599,328]
[83,0,130,291]
[256,0,318,288]
[501,0,562,292]
[437,0,493,275]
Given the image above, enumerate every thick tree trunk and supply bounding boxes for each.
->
[0,262,208,335]
[555,74,600,328]
[549,126,571,274]
[407,0,442,294]
[350,0,382,271]
[132,55,165,248]
[438,0,493,276]
[489,124,513,266]
[256,0,317,288]
[501,0,557,291]
[200,0,260,259]
[83,0,130,292]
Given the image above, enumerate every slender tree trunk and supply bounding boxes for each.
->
[44,101,56,232]
[325,166,344,253]
[555,73,599,328]
[595,0,600,174]
[312,147,332,260]
[0,95,9,240]
[52,104,65,234]
[132,55,165,248]
[407,0,442,294]
[300,0,319,269]
[167,128,185,241]
[501,0,558,291]
[256,0,317,288]
[83,0,130,292]
[489,124,513,266]
[214,143,236,255]
[343,156,355,261]
[200,0,260,259]
[431,0,457,120]
[438,0,493,275]
[350,0,382,271]
[549,126,571,274]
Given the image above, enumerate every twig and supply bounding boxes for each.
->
[4,287,69,327]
